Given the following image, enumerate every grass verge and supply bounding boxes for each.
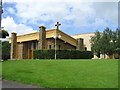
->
[2,59,118,88]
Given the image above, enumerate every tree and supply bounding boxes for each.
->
[91,31,102,58]
[0,30,9,38]
[116,28,120,48]
[116,28,120,58]
[101,28,115,56]
[91,27,118,59]
[2,41,10,60]
[0,30,10,60]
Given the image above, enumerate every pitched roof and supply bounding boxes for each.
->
[9,29,77,46]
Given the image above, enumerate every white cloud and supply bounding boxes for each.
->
[7,7,16,14]
[2,0,118,35]
[92,18,108,28]
[3,0,120,3]
[13,1,96,27]
[92,2,118,25]
[2,16,35,35]
[15,1,117,25]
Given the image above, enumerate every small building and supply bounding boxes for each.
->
[72,33,117,59]
[9,26,85,59]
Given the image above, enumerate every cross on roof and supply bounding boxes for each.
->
[55,22,61,30]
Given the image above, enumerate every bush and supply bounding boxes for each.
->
[33,50,93,59]
[115,48,120,59]
[2,41,10,60]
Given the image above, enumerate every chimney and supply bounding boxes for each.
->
[38,26,46,49]
[11,32,17,59]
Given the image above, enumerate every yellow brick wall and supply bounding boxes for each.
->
[46,38,76,50]
[72,33,95,51]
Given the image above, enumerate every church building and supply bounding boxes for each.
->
[9,26,85,59]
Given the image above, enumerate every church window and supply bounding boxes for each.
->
[85,47,87,51]
[58,45,61,50]
[36,42,38,49]
[33,42,36,49]
[49,45,52,49]
[33,42,38,50]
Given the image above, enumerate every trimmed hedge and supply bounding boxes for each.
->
[33,50,93,59]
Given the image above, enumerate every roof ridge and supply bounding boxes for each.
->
[72,32,95,36]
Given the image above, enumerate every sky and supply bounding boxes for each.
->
[1,0,119,36]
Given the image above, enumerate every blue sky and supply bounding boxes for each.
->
[1,0,118,36]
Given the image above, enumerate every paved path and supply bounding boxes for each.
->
[2,80,41,88]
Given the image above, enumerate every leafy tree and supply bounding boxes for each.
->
[116,28,120,48]
[2,41,10,60]
[91,31,102,58]
[0,30,10,60]
[101,28,115,56]
[116,28,120,58]
[0,30,9,38]
[91,27,119,58]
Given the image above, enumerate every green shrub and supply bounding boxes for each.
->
[2,41,10,60]
[33,50,93,59]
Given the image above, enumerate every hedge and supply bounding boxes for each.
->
[33,50,93,59]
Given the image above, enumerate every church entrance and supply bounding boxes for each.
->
[28,43,32,59]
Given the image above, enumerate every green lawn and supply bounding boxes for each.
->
[0,62,2,77]
[2,59,118,88]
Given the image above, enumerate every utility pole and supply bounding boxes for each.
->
[54,22,61,59]
[0,0,2,31]
[0,0,2,61]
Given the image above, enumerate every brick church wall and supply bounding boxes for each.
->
[46,38,76,50]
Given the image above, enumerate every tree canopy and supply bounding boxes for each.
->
[91,27,120,59]
[91,31,101,58]
[2,41,10,60]
[0,30,10,60]
[0,30,9,38]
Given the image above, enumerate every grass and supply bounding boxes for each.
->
[0,62,2,77]
[2,59,118,88]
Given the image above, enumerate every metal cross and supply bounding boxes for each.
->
[55,22,61,30]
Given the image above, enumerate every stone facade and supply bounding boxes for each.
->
[76,38,84,50]
[10,26,81,59]
[17,43,23,59]
[12,28,112,59]
[16,41,38,59]
[72,33,118,59]
[38,26,46,49]
[11,33,17,59]
[72,33,95,51]
[46,38,76,50]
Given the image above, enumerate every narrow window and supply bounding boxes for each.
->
[85,47,87,51]
[33,42,36,49]
[58,45,61,50]
[49,45,52,49]
[36,42,38,50]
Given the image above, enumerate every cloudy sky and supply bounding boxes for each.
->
[1,0,119,36]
